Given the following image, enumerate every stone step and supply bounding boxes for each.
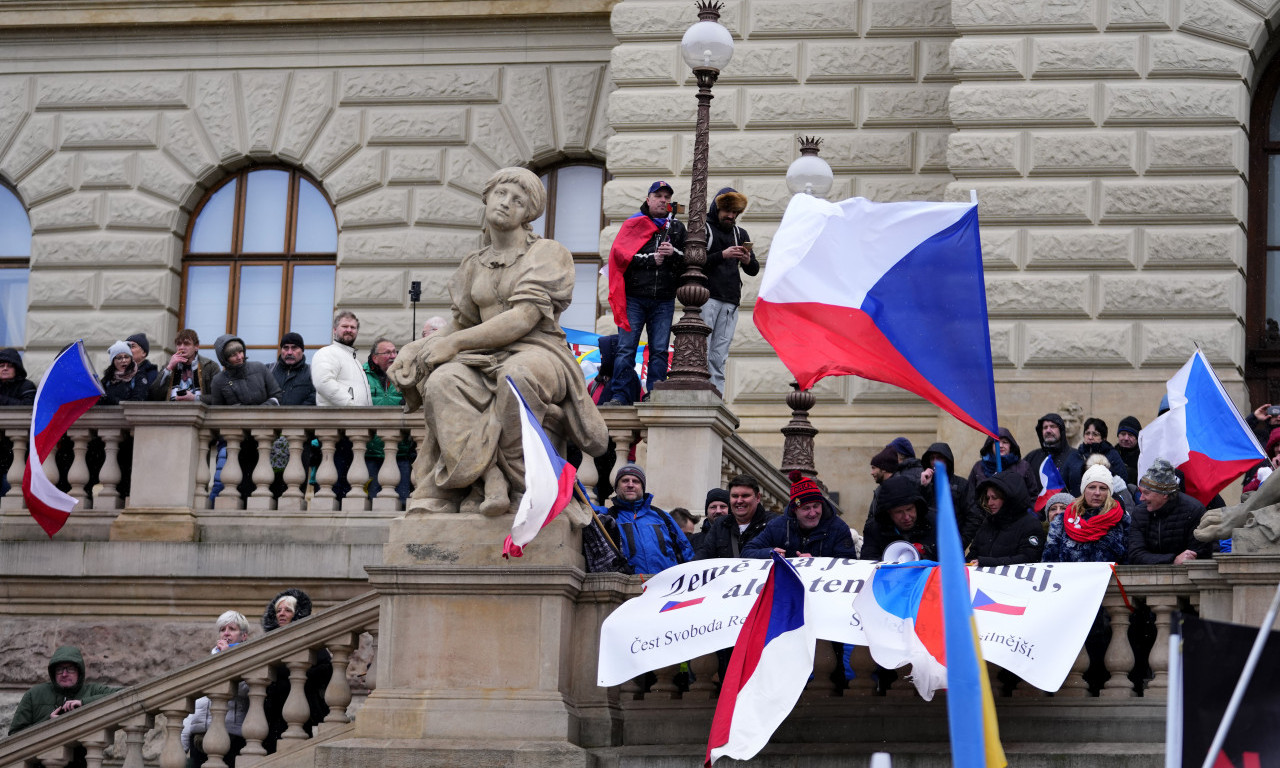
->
[598,742,1165,768]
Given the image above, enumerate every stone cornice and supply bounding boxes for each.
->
[0,0,618,28]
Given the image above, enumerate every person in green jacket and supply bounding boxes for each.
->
[8,646,120,734]
[364,338,414,501]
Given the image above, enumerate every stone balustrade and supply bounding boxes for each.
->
[0,592,379,768]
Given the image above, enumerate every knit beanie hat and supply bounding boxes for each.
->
[616,464,646,492]
[1080,463,1112,491]
[1046,492,1075,510]
[870,447,899,473]
[125,333,150,355]
[1140,459,1179,495]
[107,340,131,360]
[876,474,926,518]
[280,331,305,348]
[788,470,823,506]
[1118,416,1141,437]
[888,436,915,458]
[705,487,730,513]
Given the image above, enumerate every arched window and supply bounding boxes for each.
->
[0,182,31,348]
[529,163,607,332]
[181,167,336,363]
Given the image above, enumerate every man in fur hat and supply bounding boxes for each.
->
[702,187,758,393]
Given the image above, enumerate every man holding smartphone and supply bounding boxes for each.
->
[1246,402,1280,445]
[149,329,221,402]
[702,187,758,394]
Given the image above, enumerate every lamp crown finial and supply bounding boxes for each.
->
[695,0,724,21]
[798,135,823,156]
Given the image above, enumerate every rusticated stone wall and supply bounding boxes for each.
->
[607,0,1270,510]
[0,17,615,374]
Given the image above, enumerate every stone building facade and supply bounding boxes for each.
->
[1,0,1276,506]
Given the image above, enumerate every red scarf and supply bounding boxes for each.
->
[1063,498,1123,542]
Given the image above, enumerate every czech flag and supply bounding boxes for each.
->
[607,213,660,333]
[705,551,814,766]
[1137,350,1265,504]
[1033,456,1067,514]
[23,341,105,537]
[755,193,999,438]
[501,377,577,558]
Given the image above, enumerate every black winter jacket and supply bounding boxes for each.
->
[703,187,758,305]
[622,202,687,301]
[1025,413,1072,496]
[207,334,282,406]
[968,470,1045,566]
[269,358,317,406]
[695,503,776,559]
[0,348,35,405]
[742,499,858,559]
[1128,491,1214,564]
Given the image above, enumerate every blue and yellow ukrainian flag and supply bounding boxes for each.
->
[933,458,1007,768]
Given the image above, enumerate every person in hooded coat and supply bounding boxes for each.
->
[860,474,937,561]
[260,588,332,753]
[968,470,1045,566]
[0,347,36,406]
[920,441,970,531]
[206,334,282,406]
[744,471,858,559]
[8,645,120,735]
[1024,412,1072,497]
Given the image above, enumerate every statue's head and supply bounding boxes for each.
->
[482,167,547,234]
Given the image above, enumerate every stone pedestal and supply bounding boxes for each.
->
[356,563,602,757]
[1187,555,1280,630]
[383,511,584,568]
[640,389,738,512]
[109,402,204,542]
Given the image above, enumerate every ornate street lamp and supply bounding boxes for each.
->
[780,137,834,478]
[654,1,734,394]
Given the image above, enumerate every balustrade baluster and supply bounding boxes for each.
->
[609,430,634,483]
[802,640,840,698]
[67,430,91,506]
[277,430,307,511]
[845,645,877,696]
[342,431,370,512]
[685,652,719,700]
[619,677,643,701]
[1147,596,1177,697]
[247,428,277,510]
[35,746,72,768]
[238,667,272,765]
[1101,601,1136,698]
[885,665,915,699]
[202,682,234,768]
[310,430,339,512]
[213,432,244,510]
[1,428,27,509]
[158,702,190,768]
[650,664,681,699]
[280,651,314,741]
[195,429,213,509]
[82,729,111,768]
[120,713,151,768]
[372,429,401,511]
[1057,645,1091,698]
[322,634,357,727]
[96,428,122,509]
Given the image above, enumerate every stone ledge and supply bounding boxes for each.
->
[0,541,383,580]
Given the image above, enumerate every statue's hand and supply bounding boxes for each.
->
[424,335,459,369]
[1195,508,1240,542]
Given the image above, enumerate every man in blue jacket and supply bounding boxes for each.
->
[605,464,694,574]
[744,471,859,559]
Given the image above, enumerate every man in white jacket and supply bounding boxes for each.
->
[311,311,372,407]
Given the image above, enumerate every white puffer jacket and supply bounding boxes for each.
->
[310,341,372,406]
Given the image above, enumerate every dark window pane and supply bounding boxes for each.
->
[0,186,31,258]
[236,265,284,346]
[1270,96,1280,142]
[290,265,336,345]
[242,170,289,253]
[184,265,231,344]
[189,180,236,254]
[295,177,337,253]
[0,267,28,347]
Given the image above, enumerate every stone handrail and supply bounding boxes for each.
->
[0,590,380,768]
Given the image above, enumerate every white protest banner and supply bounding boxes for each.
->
[597,558,1113,693]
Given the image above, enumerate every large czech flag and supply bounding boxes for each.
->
[607,213,659,333]
[502,377,577,558]
[1137,350,1265,504]
[705,551,814,766]
[755,193,999,438]
[23,341,105,537]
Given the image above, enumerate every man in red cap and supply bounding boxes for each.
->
[742,471,859,559]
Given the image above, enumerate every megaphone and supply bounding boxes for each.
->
[883,540,920,563]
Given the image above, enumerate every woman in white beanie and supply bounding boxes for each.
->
[99,340,149,404]
[1042,461,1130,563]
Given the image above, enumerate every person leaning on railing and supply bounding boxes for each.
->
[260,589,331,753]
[8,646,120,736]
[180,611,251,768]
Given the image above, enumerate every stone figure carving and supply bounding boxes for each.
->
[387,167,609,517]
[1059,401,1084,446]
[1195,469,1280,553]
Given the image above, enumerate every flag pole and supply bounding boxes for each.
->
[1164,617,1183,768]
[1198,580,1280,768]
